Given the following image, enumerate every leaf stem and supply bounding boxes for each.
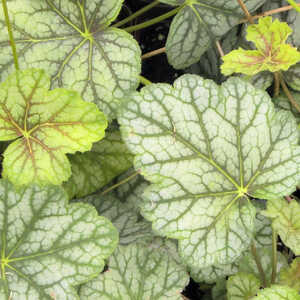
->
[273,72,280,97]
[123,5,183,33]
[279,72,300,113]
[100,170,141,196]
[285,0,300,13]
[2,0,19,70]
[139,75,152,86]
[113,0,160,28]
[251,242,267,287]
[237,0,254,24]
[142,47,166,59]
[271,227,278,284]
[215,41,225,57]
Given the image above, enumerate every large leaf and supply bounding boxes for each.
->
[119,74,300,268]
[163,0,266,69]
[0,180,118,299]
[262,197,300,255]
[64,130,134,199]
[253,285,300,300]
[0,69,106,186]
[79,240,189,299]
[279,258,300,291]
[227,272,260,300]
[0,0,141,119]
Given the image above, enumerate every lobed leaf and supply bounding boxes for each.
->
[119,74,300,269]
[0,69,107,186]
[0,180,118,299]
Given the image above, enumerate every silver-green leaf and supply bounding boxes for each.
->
[0,180,118,299]
[118,74,300,269]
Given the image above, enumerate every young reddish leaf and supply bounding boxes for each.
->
[0,69,107,186]
[221,17,300,76]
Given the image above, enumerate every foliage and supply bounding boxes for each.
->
[0,0,300,299]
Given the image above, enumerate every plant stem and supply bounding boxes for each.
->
[139,75,152,86]
[285,0,300,13]
[251,242,267,287]
[271,227,278,284]
[142,47,166,59]
[113,1,160,28]
[215,41,225,57]
[100,170,141,196]
[123,5,183,33]
[237,0,254,24]
[2,0,19,70]
[273,72,280,97]
[279,72,300,113]
[239,4,300,23]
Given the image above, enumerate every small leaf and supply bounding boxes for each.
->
[227,272,260,300]
[79,241,189,299]
[262,197,300,255]
[238,247,288,286]
[164,0,266,69]
[279,258,300,291]
[221,17,300,75]
[0,69,107,186]
[0,180,118,299]
[253,285,300,300]
[64,130,133,199]
[119,74,300,268]
[0,0,141,119]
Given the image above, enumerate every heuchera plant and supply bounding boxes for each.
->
[0,0,300,299]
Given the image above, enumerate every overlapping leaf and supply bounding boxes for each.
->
[221,17,300,76]
[253,285,300,300]
[0,69,107,186]
[160,0,266,69]
[119,74,300,269]
[64,130,133,199]
[0,180,118,299]
[0,0,141,119]
[262,198,300,255]
[227,272,260,300]
[79,240,189,300]
[279,258,300,291]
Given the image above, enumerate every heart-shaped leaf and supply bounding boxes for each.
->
[64,130,134,199]
[79,240,189,299]
[0,180,118,299]
[162,0,266,69]
[0,0,141,119]
[118,74,300,269]
[0,69,107,186]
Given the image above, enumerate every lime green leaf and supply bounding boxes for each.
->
[64,130,133,199]
[227,272,260,300]
[164,0,266,69]
[0,0,141,119]
[238,248,288,286]
[262,198,300,255]
[0,69,107,186]
[0,180,118,299]
[79,241,189,299]
[279,258,300,291]
[119,74,300,269]
[221,17,300,76]
[253,285,300,300]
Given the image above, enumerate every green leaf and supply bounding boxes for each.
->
[119,74,300,268]
[212,279,227,300]
[221,17,300,76]
[79,241,189,299]
[262,197,300,255]
[279,258,300,291]
[164,0,266,69]
[0,180,118,299]
[227,272,260,300]
[0,69,106,186]
[238,247,288,286]
[0,0,141,119]
[283,63,300,92]
[64,130,133,199]
[253,285,300,300]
